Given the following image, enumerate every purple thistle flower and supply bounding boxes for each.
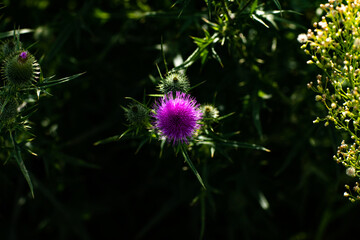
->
[152,91,203,144]
[19,51,28,60]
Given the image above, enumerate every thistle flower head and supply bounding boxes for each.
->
[158,72,190,94]
[152,91,202,144]
[2,50,40,86]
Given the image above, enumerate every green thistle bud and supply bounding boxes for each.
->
[2,51,40,86]
[125,103,149,127]
[0,97,18,124]
[201,104,219,121]
[158,72,190,94]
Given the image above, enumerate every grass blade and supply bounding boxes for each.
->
[147,94,164,97]
[181,144,206,189]
[10,131,34,198]
[93,128,132,146]
[251,14,269,28]
[188,80,206,91]
[272,0,282,11]
[0,29,34,39]
[216,112,235,121]
[197,137,270,152]
[37,72,85,89]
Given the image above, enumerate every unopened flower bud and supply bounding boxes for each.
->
[346,166,357,177]
[158,72,190,94]
[125,103,149,127]
[2,51,40,86]
[201,104,219,122]
[315,95,323,101]
[297,33,308,43]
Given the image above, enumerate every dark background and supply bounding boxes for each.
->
[0,0,359,239]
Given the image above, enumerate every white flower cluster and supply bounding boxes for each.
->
[301,0,360,201]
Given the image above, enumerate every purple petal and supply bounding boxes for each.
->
[19,51,28,59]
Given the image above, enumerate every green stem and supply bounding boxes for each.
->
[199,190,206,240]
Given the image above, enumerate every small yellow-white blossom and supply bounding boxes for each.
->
[297,33,308,43]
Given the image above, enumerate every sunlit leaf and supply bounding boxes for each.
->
[251,14,269,28]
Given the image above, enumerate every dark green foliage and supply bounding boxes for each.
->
[0,1,359,240]
[0,96,17,124]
